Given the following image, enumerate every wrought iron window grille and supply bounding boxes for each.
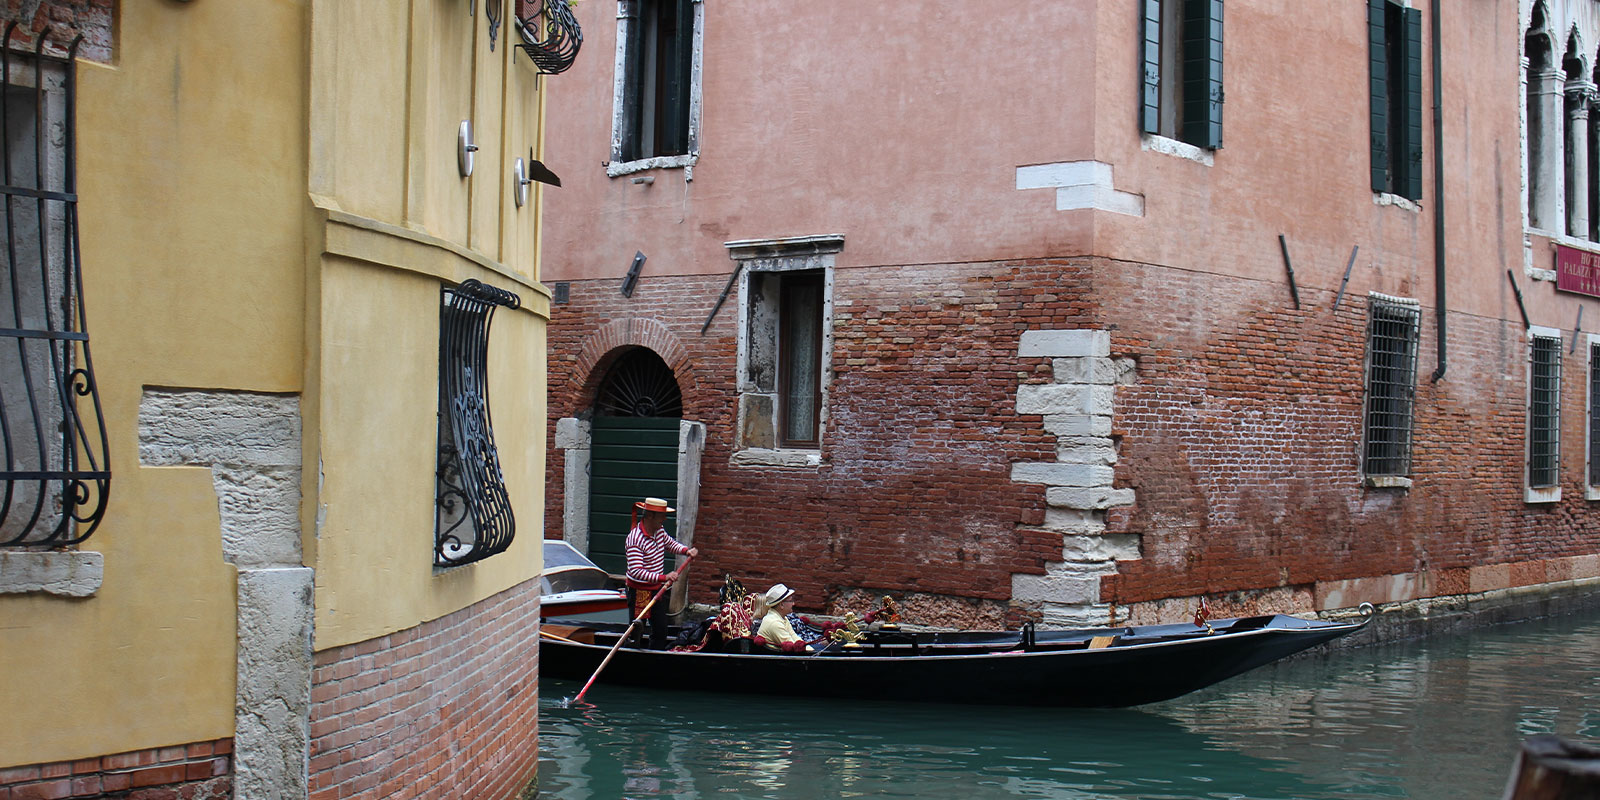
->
[1361,295,1420,477]
[435,279,520,567]
[1590,341,1600,487]
[1,27,110,549]
[1529,332,1562,489]
[515,0,583,75]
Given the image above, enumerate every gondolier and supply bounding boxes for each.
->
[625,496,698,649]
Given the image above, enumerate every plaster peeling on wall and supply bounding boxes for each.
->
[1015,161,1145,217]
[1010,330,1139,628]
[138,388,310,800]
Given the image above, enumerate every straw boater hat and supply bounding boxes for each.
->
[635,497,674,513]
[763,583,795,607]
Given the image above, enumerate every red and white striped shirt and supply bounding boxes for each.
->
[625,522,690,588]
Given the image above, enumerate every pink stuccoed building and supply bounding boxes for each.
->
[538,0,1600,633]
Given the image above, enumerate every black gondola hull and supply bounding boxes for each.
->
[540,614,1369,708]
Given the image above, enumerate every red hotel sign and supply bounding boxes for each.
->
[1556,244,1600,298]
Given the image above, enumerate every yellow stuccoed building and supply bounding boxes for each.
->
[0,2,562,797]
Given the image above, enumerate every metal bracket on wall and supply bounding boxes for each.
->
[458,120,478,178]
[621,251,646,297]
[1572,306,1584,354]
[1331,245,1360,313]
[1278,234,1301,310]
[1507,269,1531,330]
[700,264,744,335]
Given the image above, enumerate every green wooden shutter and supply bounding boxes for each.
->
[1402,6,1424,200]
[1141,0,1161,134]
[1180,0,1223,148]
[1368,0,1389,193]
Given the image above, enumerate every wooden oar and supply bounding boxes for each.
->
[571,554,693,705]
[539,629,582,645]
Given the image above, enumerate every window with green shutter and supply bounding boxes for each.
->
[1369,0,1423,200]
[1140,0,1223,149]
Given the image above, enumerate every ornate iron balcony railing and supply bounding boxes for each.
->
[515,0,583,75]
[1,27,110,548]
[435,279,519,566]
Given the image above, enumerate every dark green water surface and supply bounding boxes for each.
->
[536,610,1600,799]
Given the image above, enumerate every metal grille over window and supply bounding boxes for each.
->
[515,0,583,75]
[1529,333,1562,489]
[1,28,110,548]
[1591,342,1600,487]
[1362,296,1420,477]
[435,279,520,566]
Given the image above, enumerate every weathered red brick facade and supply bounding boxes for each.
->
[307,579,542,800]
[0,738,232,799]
[1,0,113,62]
[546,254,1600,626]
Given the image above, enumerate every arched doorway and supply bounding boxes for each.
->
[586,348,684,573]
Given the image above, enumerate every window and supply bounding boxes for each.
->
[1588,335,1599,498]
[610,0,702,175]
[777,272,823,447]
[1527,326,1563,501]
[1,35,109,548]
[1369,0,1422,201]
[1139,0,1223,149]
[1362,295,1421,481]
[435,279,521,566]
[727,235,840,465]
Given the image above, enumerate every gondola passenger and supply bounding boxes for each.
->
[625,497,698,649]
[755,584,813,652]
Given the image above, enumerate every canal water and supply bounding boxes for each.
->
[536,609,1600,799]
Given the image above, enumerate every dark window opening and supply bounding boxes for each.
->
[1362,298,1421,477]
[1529,333,1562,489]
[777,272,822,448]
[1589,341,1600,487]
[1140,0,1223,149]
[435,279,520,567]
[1369,0,1423,200]
[620,0,693,163]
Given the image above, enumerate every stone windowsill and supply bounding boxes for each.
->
[1364,475,1413,490]
[1525,485,1562,504]
[1140,134,1214,166]
[730,448,823,468]
[1374,192,1421,212]
[0,550,103,597]
[1588,486,1600,502]
[607,154,697,179]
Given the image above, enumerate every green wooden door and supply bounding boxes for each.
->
[588,416,679,574]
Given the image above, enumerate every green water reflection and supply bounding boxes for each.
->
[537,610,1600,799]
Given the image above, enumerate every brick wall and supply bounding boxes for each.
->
[0,738,232,799]
[545,257,1600,626]
[1,0,114,63]
[307,578,542,800]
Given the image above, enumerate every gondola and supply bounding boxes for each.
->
[540,605,1375,708]
[540,539,629,618]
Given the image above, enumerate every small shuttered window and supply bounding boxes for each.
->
[1140,0,1223,149]
[1369,0,1423,200]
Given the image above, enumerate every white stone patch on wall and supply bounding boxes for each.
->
[1010,330,1138,627]
[0,550,103,597]
[1015,162,1145,217]
[234,567,313,800]
[138,388,308,800]
[139,390,301,468]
